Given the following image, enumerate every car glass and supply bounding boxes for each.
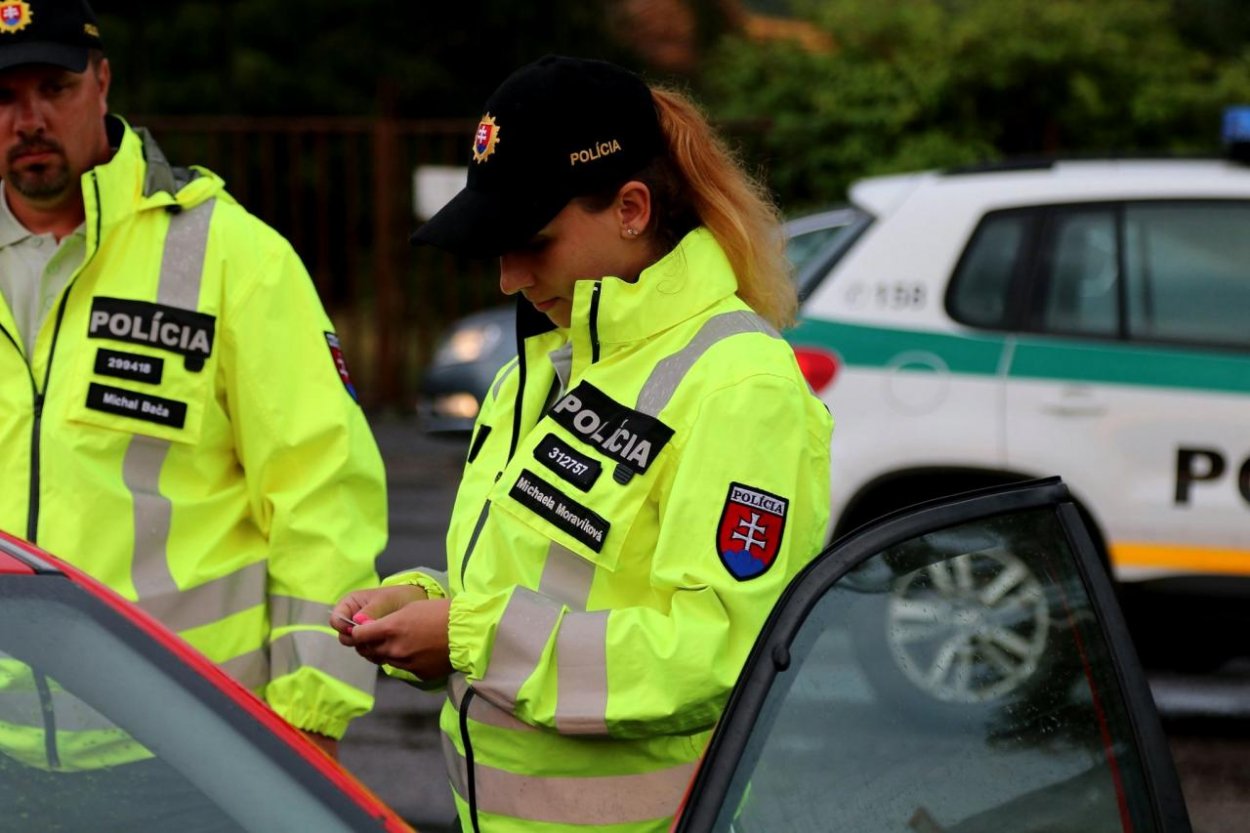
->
[786,227,843,272]
[709,508,1162,833]
[1123,201,1250,350]
[0,578,365,833]
[1041,208,1119,337]
[948,211,1031,329]
[789,208,873,302]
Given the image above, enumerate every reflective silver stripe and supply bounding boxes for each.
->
[221,647,269,691]
[136,560,267,632]
[419,569,450,590]
[126,199,217,606]
[270,630,378,692]
[554,610,609,735]
[270,594,334,629]
[157,199,216,308]
[466,586,611,734]
[635,310,778,416]
[441,730,468,798]
[447,674,535,732]
[490,359,519,401]
[473,588,561,711]
[444,741,696,825]
[538,542,595,610]
[124,435,177,598]
[0,691,120,732]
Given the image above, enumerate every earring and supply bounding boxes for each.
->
[625,227,639,237]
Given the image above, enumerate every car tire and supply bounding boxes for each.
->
[850,545,1074,730]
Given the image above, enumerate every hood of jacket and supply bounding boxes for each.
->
[86,115,227,247]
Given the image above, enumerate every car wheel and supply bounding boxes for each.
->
[853,546,1061,727]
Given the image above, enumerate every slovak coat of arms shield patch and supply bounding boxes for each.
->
[717,482,789,580]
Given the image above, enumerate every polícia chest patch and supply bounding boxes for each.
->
[547,382,673,475]
[88,297,215,372]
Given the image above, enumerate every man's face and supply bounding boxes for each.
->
[0,59,110,206]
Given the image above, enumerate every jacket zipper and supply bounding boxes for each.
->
[0,326,39,538]
[458,308,534,823]
[20,171,102,768]
[460,287,603,826]
[27,171,101,543]
[27,290,72,544]
[460,687,482,833]
[589,282,602,364]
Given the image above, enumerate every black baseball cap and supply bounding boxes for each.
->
[412,55,665,257]
[0,0,103,73]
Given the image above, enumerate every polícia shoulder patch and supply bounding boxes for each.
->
[324,332,359,403]
[717,482,789,581]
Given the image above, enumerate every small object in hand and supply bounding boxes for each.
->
[333,612,359,629]
[352,613,374,625]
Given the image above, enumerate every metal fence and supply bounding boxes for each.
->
[132,115,501,412]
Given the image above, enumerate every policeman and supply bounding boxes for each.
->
[335,55,832,832]
[0,0,386,773]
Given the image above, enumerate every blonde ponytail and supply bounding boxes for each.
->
[650,88,796,329]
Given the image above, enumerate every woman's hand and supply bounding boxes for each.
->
[331,585,427,640]
[331,585,452,678]
[348,598,454,679]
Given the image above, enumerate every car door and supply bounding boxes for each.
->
[674,478,1190,833]
[1002,200,1250,583]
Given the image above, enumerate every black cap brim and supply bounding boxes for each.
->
[410,185,569,258]
[0,42,89,72]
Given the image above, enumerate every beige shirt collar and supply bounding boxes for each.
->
[0,182,35,248]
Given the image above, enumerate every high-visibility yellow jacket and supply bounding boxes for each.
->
[0,117,386,769]
[387,228,832,832]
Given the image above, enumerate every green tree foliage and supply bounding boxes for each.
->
[96,0,638,117]
[703,0,1250,209]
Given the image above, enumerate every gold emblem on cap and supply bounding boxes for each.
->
[472,114,501,164]
[0,1,32,34]
[84,23,99,38]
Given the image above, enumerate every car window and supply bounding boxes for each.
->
[1123,201,1250,349]
[677,481,1188,833]
[1041,207,1120,337]
[785,207,874,302]
[786,227,844,272]
[0,577,390,832]
[948,211,1031,329]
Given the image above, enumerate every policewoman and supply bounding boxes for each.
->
[0,0,385,782]
[335,56,832,833]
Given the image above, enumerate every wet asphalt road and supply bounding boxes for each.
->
[342,417,1250,833]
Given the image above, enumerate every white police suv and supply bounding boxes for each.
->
[789,143,1250,679]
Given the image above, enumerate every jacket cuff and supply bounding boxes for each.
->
[273,705,351,740]
[381,570,448,599]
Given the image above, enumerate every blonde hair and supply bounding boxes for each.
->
[650,87,796,330]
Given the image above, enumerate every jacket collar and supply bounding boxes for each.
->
[570,227,738,346]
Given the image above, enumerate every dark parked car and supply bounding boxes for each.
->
[416,303,514,435]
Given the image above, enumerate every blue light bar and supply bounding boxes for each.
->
[1222,105,1250,145]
